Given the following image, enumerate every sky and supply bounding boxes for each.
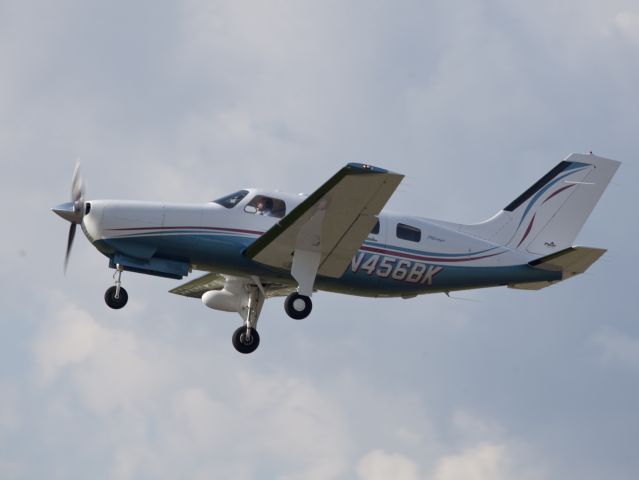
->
[1,0,638,479]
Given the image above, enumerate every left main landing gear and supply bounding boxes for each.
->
[105,264,128,309]
[232,284,264,354]
[232,326,260,354]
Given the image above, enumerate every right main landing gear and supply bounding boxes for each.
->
[284,292,312,320]
[105,264,128,309]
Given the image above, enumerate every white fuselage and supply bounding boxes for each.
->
[81,188,545,298]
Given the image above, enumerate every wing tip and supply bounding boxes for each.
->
[346,163,391,174]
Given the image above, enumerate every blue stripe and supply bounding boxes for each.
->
[517,164,589,228]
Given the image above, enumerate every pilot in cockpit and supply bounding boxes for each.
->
[256,197,273,216]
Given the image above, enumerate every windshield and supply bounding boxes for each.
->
[212,190,249,208]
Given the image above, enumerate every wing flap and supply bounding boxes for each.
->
[169,272,225,298]
[318,214,378,276]
[170,272,297,298]
[245,164,403,278]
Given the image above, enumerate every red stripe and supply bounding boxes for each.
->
[105,226,264,235]
[360,245,504,263]
[542,183,575,204]
[106,226,505,263]
[516,214,536,248]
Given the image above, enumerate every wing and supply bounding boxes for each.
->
[244,163,404,278]
[169,272,296,298]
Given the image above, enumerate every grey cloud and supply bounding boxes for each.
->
[1,0,638,479]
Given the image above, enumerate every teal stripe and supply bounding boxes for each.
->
[363,240,499,258]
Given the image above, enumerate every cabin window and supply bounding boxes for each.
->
[213,190,249,209]
[396,223,421,242]
[370,220,380,235]
[244,195,286,218]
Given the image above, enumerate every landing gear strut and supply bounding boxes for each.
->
[105,264,128,309]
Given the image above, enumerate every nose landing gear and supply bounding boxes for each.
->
[105,264,128,309]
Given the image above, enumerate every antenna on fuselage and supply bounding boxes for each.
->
[444,291,481,303]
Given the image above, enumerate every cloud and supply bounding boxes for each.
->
[1,0,637,479]
[431,443,531,480]
[451,410,504,445]
[29,298,546,480]
[0,383,20,433]
[29,297,352,479]
[32,303,101,384]
[0,459,24,480]
[32,300,176,414]
[357,449,421,480]
[356,440,542,480]
[613,11,639,44]
[593,328,639,372]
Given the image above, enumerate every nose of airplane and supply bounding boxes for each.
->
[52,201,82,223]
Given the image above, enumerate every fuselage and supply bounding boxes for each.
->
[81,188,560,298]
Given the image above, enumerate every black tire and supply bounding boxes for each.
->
[105,286,128,309]
[284,292,312,320]
[232,326,260,354]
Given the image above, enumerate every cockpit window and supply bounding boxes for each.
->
[244,195,286,218]
[370,220,380,235]
[212,190,249,208]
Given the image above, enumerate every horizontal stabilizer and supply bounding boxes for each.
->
[509,246,606,290]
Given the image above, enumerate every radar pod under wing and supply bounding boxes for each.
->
[245,163,404,278]
[508,246,607,290]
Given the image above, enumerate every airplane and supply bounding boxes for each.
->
[52,153,620,353]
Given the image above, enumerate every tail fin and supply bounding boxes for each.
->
[460,153,620,256]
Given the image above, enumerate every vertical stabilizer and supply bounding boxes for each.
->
[460,153,620,256]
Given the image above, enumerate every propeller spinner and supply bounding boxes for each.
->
[52,163,86,271]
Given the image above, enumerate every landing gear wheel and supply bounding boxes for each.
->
[232,326,260,354]
[284,292,312,320]
[104,286,128,309]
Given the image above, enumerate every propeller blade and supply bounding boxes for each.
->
[54,161,87,272]
[71,162,85,204]
[64,223,77,273]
